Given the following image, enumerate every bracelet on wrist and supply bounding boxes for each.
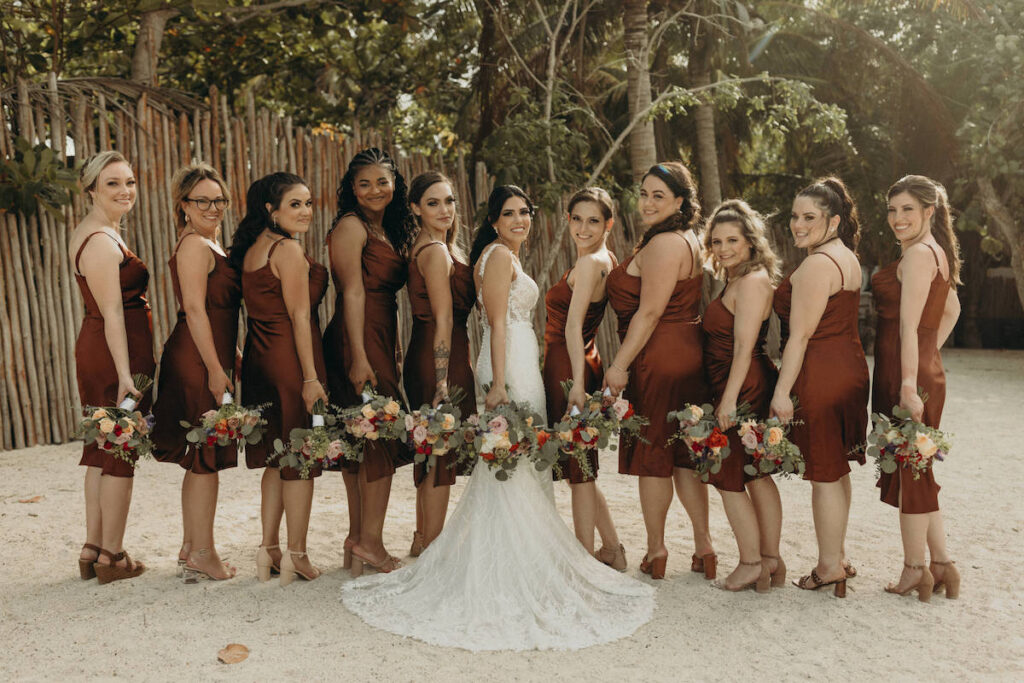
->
[611,363,628,373]
[303,378,319,384]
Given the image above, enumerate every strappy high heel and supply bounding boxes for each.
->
[885,563,934,603]
[639,553,667,580]
[350,547,403,578]
[94,548,146,585]
[79,543,101,580]
[761,555,787,588]
[280,550,320,587]
[596,543,628,571]
[794,568,847,598]
[410,531,426,558]
[691,552,717,580]
[256,544,281,582]
[714,559,771,593]
[183,549,237,584]
[930,559,960,599]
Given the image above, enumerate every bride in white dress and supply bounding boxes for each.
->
[342,186,654,651]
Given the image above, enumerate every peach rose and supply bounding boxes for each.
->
[915,433,938,458]
[361,404,376,419]
[767,426,784,446]
[384,400,401,416]
[98,418,116,434]
[92,408,107,420]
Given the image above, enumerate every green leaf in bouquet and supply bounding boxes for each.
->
[495,470,509,481]
[710,462,721,474]
[759,459,774,474]
[866,444,880,458]
[180,420,193,428]
[185,431,200,444]
[273,438,285,454]
[744,464,757,476]
[881,458,898,474]
[131,373,154,395]
[892,405,912,420]
[246,432,262,445]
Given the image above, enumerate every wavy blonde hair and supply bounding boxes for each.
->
[171,161,230,233]
[703,199,780,283]
[79,151,130,196]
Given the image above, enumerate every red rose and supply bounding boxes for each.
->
[482,451,495,461]
[103,441,114,450]
[113,425,123,436]
[708,429,729,449]
[624,406,635,419]
[207,435,217,446]
[536,430,550,446]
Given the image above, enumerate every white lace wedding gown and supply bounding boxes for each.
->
[341,243,655,651]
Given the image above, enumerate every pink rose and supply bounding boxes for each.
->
[405,414,416,431]
[488,415,509,434]
[413,425,428,444]
[741,430,759,450]
[612,399,630,420]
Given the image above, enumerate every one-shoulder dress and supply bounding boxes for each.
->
[402,241,477,487]
[605,240,709,478]
[74,231,156,478]
[240,238,329,481]
[322,229,409,481]
[872,243,951,513]
[542,269,607,483]
[773,252,869,482]
[152,241,242,473]
[702,291,778,492]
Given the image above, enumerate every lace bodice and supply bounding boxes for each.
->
[476,243,538,326]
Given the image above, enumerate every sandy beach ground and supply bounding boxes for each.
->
[1,349,1023,681]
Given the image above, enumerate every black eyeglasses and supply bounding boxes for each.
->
[185,197,229,211]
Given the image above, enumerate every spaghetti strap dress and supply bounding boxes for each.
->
[872,243,950,513]
[542,268,607,483]
[403,241,477,487]
[240,238,329,481]
[152,241,242,473]
[605,236,709,477]
[702,290,778,492]
[772,252,869,483]
[74,231,156,478]
[322,226,408,482]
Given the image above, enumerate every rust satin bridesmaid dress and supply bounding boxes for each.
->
[872,244,950,513]
[542,269,607,483]
[152,241,242,473]
[702,291,778,492]
[322,228,408,481]
[403,241,477,487]
[240,238,328,481]
[605,240,709,478]
[74,231,156,478]
[773,252,869,482]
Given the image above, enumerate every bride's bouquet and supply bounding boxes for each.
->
[180,380,267,450]
[273,399,352,479]
[405,386,468,474]
[667,402,730,482]
[77,373,156,467]
[549,382,649,480]
[865,405,951,480]
[455,399,549,481]
[739,415,805,478]
[337,385,408,461]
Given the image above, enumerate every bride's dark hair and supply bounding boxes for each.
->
[469,184,534,266]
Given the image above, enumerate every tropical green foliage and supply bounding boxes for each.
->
[0,137,79,221]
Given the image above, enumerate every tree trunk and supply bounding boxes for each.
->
[624,0,656,183]
[689,19,722,210]
[130,9,178,86]
[977,176,1024,312]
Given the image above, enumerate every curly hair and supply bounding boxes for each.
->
[333,147,415,256]
[796,176,861,252]
[635,162,701,254]
[228,172,304,271]
[703,199,780,283]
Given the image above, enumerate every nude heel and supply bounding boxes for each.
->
[279,551,296,587]
[640,553,667,580]
[256,544,279,583]
[931,560,960,599]
[691,552,717,580]
[350,555,364,578]
[834,578,847,598]
[755,563,772,594]
[762,555,787,588]
[885,563,934,603]
[343,538,355,570]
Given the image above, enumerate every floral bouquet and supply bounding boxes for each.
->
[405,386,468,474]
[273,399,352,479]
[77,373,155,467]
[667,402,730,482]
[455,399,549,481]
[865,405,951,480]
[336,386,407,462]
[180,381,267,450]
[739,416,806,479]
[549,382,649,480]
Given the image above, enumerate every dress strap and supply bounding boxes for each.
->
[923,242,941,268]
[814,251,845,288]
[413,240,447,261]
[266,237,290,260]
[477,242,505,280]
[74,231,124,275]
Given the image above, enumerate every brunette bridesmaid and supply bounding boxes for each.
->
[322,148,413,575]
[403,171,477,555]
[701,200,784,592]
[770,177,869,598]
[542,187,625,568]
[605,162,715,580]
[152,162,240,581]
[232,172,328,586]
[873,175,962,601]
[70,151,155,584]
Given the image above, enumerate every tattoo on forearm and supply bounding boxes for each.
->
[434,342,450,384]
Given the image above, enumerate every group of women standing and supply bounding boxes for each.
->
[70,148,960,603]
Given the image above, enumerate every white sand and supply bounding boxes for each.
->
[1,349,1023,681]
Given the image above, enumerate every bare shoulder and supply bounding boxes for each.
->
[791,252,836,287]
[331,214,368,246]
[735,268,773,295]
[270,237,306,265]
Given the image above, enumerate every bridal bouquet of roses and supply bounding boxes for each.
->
[549,382,649,480]
[337,385,408,460]
[667,402,730,482]
[77,374,156,467]
[181,379,267,449]
[405,386,469,473]
[739,415,806,479]
[865,406,951,480]
[455,399,549,481]
[273,399,352,479]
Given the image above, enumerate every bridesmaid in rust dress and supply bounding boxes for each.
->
[873,175,962,601]
[771,177,869,598]
[605,162,715,580]
[70,151,154,584]
[701,200,784,592]
[232,172,329,586]
[152,162,240,582]
[403,171,477,556]
[323,148,413,575]
[542,187,625,569]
